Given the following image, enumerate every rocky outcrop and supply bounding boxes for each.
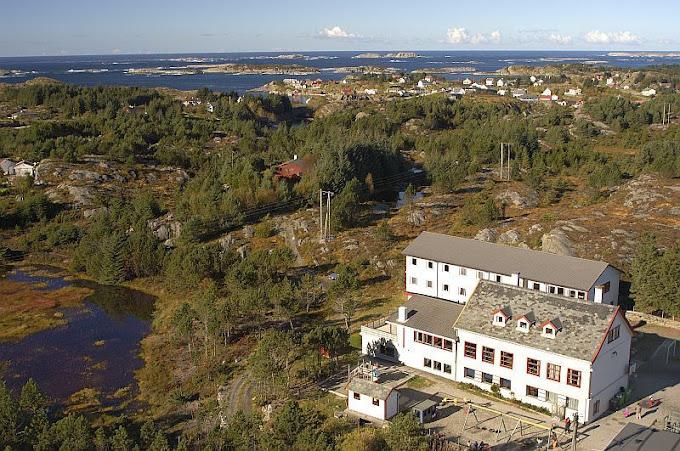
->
[475,228,498,242]
[496,189,539,209]
[498,229,521,245]
[541,228,575,256]
[407,210,425,226]
[147,213,182,241]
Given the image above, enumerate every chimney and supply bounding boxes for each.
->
[398,306,409,322]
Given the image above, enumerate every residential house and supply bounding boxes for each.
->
[402,232,620,305]
[485,78,495,86]
[274,155,313,181]
[0,158,16,176]
[462,78,473,86]
[564,88,582,97]
[496,79,505,87]
[497,89,507,96]
[417,79,431,89]
[454,281,632,423]
[512,88,528,98]
[206,102,215,113]
[13,161,35,177]
[346,376,400,420]
[641,88,657,97]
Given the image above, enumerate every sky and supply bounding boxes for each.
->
[2,0,680,57]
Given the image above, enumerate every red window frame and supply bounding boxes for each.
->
[464,342,477,359]
[482,346,495,364]
[567,369,581,387]
[500,351,513,369]
[527,358,540,376]
[546,363,561,382]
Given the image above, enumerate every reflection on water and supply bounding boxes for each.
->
[0,268,155,407]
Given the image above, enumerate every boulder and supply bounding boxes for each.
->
[498,229,520,244]
[496,189,538,209]
[147,213,182,241]
[541,228,575,256]
[243,225,254,239]
[407,210,426,226]
[475,228,498,242]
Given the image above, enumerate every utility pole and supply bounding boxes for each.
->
[571,412,579,451]
[507,143,511,181]
[500,142,512,181]
[500,143,504,180]
[319,189,334,242]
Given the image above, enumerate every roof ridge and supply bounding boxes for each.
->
[417,231,609,267]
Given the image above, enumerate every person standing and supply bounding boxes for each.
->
[636,403,642,420]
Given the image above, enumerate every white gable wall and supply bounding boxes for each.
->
[347,389,398,420]
[590,266,620,305]
[589,313,631,420]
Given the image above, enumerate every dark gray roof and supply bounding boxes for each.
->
[605,423,680,451]
[386,294,463,339]
[454,281,618,361]
[347,378,393,400]
[402,231,612,291]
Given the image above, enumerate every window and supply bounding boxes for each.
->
[526,385,539,398]
[444,264,449,272]
[602,281,611,294]
[410,277,417,285]
[482,346,495,364]
[372,398,380,406]
[543,327,554,337]
[443,284,449,292]
[495,315,505,325]
[459,287,467,296]
[577,291,585,300]
[411,258,417,265]
[517,320,528,331]
[459,267,467,276]
[527,358,540,376]
[426,280,433,288]
[546,363,561,382]
[353,392,360,400]
[500,378,511,390]
[546,391,558,403]
[428,261,433,269]
[608,325,620,343]
[566,397,579,410]
[464,342,477,359]
[443,339,453,351]
[477,271,484,279]
[433,337,442,348]
[496,275,502,282]
[594,400,600,415]
[569,290,576,298]
[533,282,540,290]
[434,361,442,371]
[464,367,475,379]
[424,358,432,368]
[443,364,452,374]
[500,351,513,369]
[557,287,564,295]
[567,369,581,387]
[548,286,556,294]
[482,372,493,384]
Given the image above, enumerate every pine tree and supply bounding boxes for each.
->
[631,234,663,312]
[99,232,127,285]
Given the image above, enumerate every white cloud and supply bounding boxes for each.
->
[320,26,358,39]
[549,33,572,45]
[584,30,639,44]
[446,27,501,45]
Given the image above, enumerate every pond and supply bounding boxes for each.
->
[0,267,155,410]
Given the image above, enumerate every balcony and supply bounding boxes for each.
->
[361,316,397,341]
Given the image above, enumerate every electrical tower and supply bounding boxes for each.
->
[500,142,512,181]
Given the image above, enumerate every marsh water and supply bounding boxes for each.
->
[0,267,155,408]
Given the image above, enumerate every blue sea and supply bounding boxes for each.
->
[1,51,678,94]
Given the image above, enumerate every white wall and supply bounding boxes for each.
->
[591,266,620,305]
[589,313,631,420]
[347,389,398,420]
[405,256,438,298]
[455,330,594,422]
[394,324,457,380]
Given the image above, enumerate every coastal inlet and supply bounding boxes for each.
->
[0,267,155,412]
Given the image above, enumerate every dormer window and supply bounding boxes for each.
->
[541,318,562,339]
[492,306,511,327]
[516,311,536,333]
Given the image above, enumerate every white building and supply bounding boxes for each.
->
[361,295,461,381]
[13,161,35,177]
[641,88,657,97]
[403,232,620,305]
[346,377,400,420]
[497,79,505,87]
[462,78,473,86]
[0,158,16,176]
[485,78,495,86]
[454,282,632,423]
[564,88,582,97]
